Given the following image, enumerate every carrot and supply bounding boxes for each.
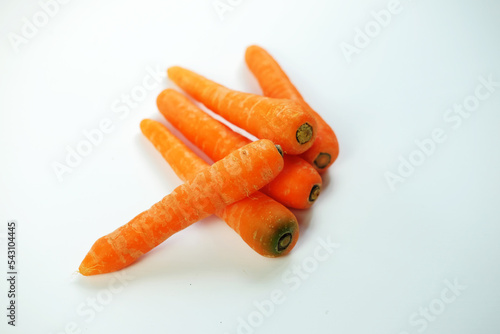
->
[157,89,322,209]
[167,66,317,155]
[140,119,299,257]
[245,45,339,172]
[79,139,284,276]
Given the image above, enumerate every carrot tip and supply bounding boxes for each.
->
[296,123,313,145]
[79,251,104,276]
[308,184,321,203]
[314,153,332,169]
[139,119,152,132]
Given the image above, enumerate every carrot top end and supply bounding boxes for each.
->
[308,184,322,203]
[277,233,293,252]
[268,222,299,257]
[139,119,153,133]
[314,153,332,170]
[296,123,313,145]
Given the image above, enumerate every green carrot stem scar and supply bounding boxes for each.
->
[296,123,313,145]
[314,153,331,169]
[277,232,293,252]
[309,184,321,203]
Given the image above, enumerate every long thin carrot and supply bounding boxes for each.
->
[167,66,317,155]
[157,89,322,209]
[79,139,284,276]
[245,45,339,172]
[140,119,299,257]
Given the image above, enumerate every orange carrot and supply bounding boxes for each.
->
[157,89,322,209]
[79,139,284,275]
[167,66,317,155]
[245,45,339,172]
[140,119,299,257]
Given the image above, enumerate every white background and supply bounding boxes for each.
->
[1,0,500,333]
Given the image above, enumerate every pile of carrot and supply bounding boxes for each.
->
[79,45,339,276]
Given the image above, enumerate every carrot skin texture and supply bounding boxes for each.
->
[245,45,339,172]
[140,119,299,257]
[79,139,284,275]
[157,89,322,209]
[167,66,317,155]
